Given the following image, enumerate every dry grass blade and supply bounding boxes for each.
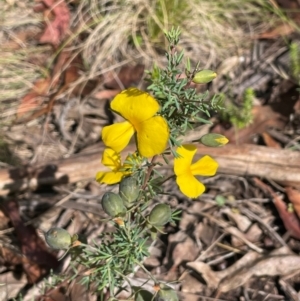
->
[76,0,286,74]
[0,0,291,129]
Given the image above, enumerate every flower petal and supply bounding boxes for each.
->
[96,170,124,185]
[174,144,197,176]
[136,116,169,157]
[101,148,122,171]
[176,173,205,198]
[102,121,135,153]
[191,155,218,176]
[111,88,160,126]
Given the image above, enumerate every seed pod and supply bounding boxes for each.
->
[45,227,72,250]
[155,284,179,301]
[119,177,139,208]
[200,133,229,147]
[134,288,154,301]
[148,204,171,227]
[101,192,126,217]
[192,69,217,84]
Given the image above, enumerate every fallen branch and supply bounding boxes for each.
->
[0,144,299,195]
[195,144,300,188]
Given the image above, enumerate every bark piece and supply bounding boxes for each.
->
[0,144,300,195]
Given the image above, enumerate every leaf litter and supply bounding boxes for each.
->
[37,0,70,48]
[2,0,300,300]
[187,246,300,293]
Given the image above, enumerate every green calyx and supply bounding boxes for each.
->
[45,227,72,250]
[119,176,140,208]
[101,192,127,218]
[148,204,172,227]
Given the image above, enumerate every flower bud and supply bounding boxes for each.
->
[45,227,72,250]
[148,204,171,227]
[192,69,217,84]
[155,284,179,301]
[200,133,228,147]
[119,177,139,208]
[101,192,126,217]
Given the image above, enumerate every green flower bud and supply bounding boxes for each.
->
[134,288,154,301]
[156,284,179,301]
[192,69,217,84]
[200,133,228,147]
[148,204,171,227]
[119,177,139,208]
[101,192,126,217]
[45,227,72,250]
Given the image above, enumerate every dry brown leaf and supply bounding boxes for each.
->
[279,279,299,301]
[103,64,145,89]
[2,199,59,283]
[181,273,206,295]
[273,193,300,239]
[0,245,23,267]
[261,132,282,148]
[187,261,222,290]
[2,27,42,50]
[293,99,300,114]
[163,231,199,280]
[286,186,300,218]
[38,0,70,47]
[17,78,51,118]
[16,51,93,123]
[0,271,27,300]
[34,279,90,301]
[187,246,300,293]
[51,50,83,87]
[54,51,92,95]
[0,209,10,230]
[198,211,263,253]
[93,89,121,100]
[253,178,300,240]
[257,23,295,39]
[213,105,286,144]
[221,207,252,232]
[244,223,263,243]
[171,236,199,267]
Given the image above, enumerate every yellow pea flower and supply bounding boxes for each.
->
[174,144,218,198]
[102,88,169,158]
[96,148,131,185]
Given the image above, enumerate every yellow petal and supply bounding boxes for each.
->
[101,148,122,171]
[136,116,169,157]
[176,173,205,198]
[111,88,160,127]
[102,121,135,153]
[191,155,218,176]
[174,144,197,176]
[96,171,124,185]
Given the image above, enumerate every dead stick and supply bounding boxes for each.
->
[0,144,300,195]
